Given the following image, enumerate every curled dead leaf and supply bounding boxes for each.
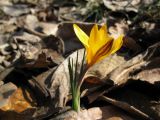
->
[108,42,160,85]
[49,49,85,108]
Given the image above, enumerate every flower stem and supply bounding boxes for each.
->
[72,88,80,112]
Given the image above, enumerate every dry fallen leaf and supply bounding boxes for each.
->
[103,0,154,12]
[132,58,160,83]
[38,22,58,35]
[108,42,160,85]
[0,1,159,120]
[84,53,127,84]
[85,42,160,119]
[0,83,36,119]
[108,20,141,54]
[56,22,95,54]
[1,87,36,112]
[100,95,150,119]
[82,106,135,120]
[49,49,85,108]
[13,32,41,43]
[0,4,30,17]
[0,82,17,109]
[52,106,135,120]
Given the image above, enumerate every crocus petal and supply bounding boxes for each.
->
[88,24,99,55]
[92,25,113,55]
[89,24,98,45]
[98,25,113,44]
[110,35,123,54]
[94,35,123,65]
[73,24,89,47]
[93,39,113,64]
[98,24,109,41]
[86,48,93,66]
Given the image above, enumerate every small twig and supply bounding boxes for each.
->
[23,26,47,38]
[100,95,153,120]
[86,84,120,103]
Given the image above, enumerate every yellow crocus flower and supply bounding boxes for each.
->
[73,24,124,67]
